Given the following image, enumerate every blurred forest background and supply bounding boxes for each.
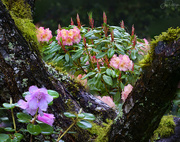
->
[33,0,180,39]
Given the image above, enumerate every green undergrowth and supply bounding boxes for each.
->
[139,27,180,67]
[2,0,38,46]
[151,115,176,141]
[88,119,113,142]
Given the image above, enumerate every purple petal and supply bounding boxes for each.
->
[45,94,53,103]
[26,108,37,116]
[17,99,28,109]
[29,86,38,93]
[28,98,38,110]
[40,88,48,94]
[38,98,48,111]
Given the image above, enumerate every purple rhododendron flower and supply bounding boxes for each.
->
[18,86,53,116]
[37,113,55,126]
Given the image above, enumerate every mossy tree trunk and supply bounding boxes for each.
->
[0,1,180,142]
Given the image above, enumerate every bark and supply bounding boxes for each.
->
[109,40,180,141]
[1,0,180,142]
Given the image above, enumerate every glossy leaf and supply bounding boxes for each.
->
[103,75,113,86]
[64,112,76,118]
[27,124,41,136]
[39,123,53,135]
[14,133,23,140]
[0,134,9,142]
[96,52,106,59]
[17,112,32,123]
[3,103,16,109]
[81,72,96,80]
[65,53,69,62]
[72,50,84,60]
[4,127,15,132]
[78,114,85,119]
[47,90,59,99]
[77,120,92,129]
[82,113,95,121]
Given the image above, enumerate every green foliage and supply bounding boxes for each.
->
[41,24,145,100]
[151,115,176,141]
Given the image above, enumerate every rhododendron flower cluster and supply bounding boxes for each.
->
[121,84,133,102]
[56,26,81,46]
[37,113,55,126]
[110,54,133,71]
[17,86,53,116]
[96,96,115,108]
[76,74,87,87]
[36,27,52,43]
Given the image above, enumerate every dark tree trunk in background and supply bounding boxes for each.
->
[0,1,180,142]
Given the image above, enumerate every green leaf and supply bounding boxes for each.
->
[72,50,84,60]
[39,123,53,135]
[81,72,96,80]
[77,120,92,129]
[27,124,41,136]
[78,114,85,119]
[17,112,32,123]
[64,112,76,118]
[103,75,113,86]
[4,127,15,132]
[0,134,9,142]
[106,69,112,76]
[53,55,64,63]
[84,30,94,37]
[22,91,30,97]
[131,49,137,60]
[65,53,69,62]
[115,43,125,53]
[114,92,121,103]
[14,133,23,140]
[2,103,16,109]
[47,90,59,99]
[82,113,95,121]
[107,48,115,58]
[96,52,106,59]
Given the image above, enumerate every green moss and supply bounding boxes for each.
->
[151,115,176,142]
[2,0,38,46]
[88,119,113,142]
[139,27,180,67]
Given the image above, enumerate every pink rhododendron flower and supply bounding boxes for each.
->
[138,38,150,55]
[37,113,55,126]
[110,54,133,71]
[56,26,81,46]
[118,55,133,71]
[110,54,121,69]
[121,84,133,102]
[97,96,116,108]
[37,27,52,43]
[18,86,53,116]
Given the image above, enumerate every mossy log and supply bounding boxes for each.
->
[1,0,180,142]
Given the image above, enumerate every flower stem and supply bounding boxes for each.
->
[10,98,16,132]
[57,120,76,142]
